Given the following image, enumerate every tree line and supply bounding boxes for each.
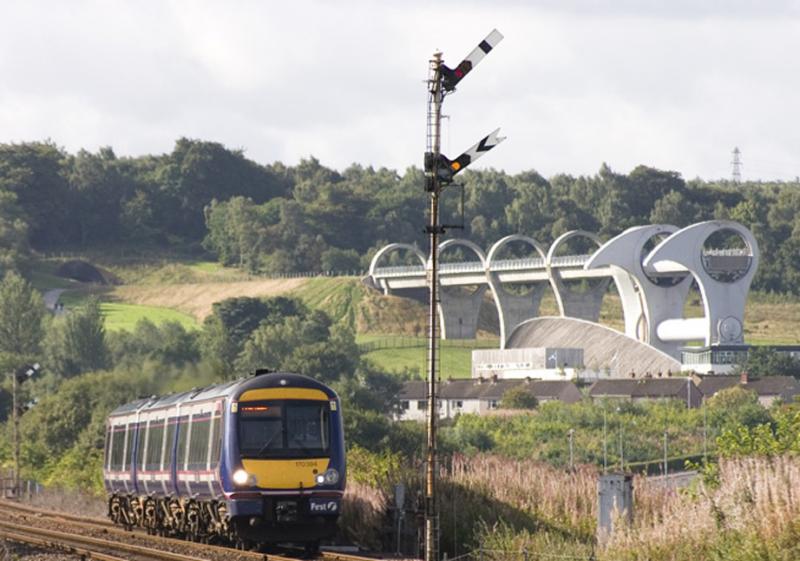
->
[1,139,799,292]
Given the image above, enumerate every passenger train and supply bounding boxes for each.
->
[103,371,345,549]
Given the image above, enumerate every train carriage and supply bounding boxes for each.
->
[103,372,345,548]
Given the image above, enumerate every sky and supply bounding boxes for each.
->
[2,0,800,181]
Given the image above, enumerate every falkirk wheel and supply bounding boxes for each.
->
[363,220,759,359]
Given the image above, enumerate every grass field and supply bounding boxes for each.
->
[100,302,198,331]
[358,336,499,378]
[362,345,475,378]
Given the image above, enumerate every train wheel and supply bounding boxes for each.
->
[304,541,320,558]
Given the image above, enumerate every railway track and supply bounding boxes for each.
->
[0,518,207,561]
[0,499,392,561]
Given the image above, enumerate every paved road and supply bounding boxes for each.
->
[43,288,66,312]
[649,470,698,490]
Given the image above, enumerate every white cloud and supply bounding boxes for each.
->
[1,0,799,180]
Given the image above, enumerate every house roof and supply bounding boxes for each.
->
[588,378,698,398]
[398,378,581,402]
[697,375,800,399]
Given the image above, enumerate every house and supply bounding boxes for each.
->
[695,373,800,407]
[395,377,582,421]
[588,378,703,408]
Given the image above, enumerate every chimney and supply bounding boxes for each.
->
[740,371,749,385]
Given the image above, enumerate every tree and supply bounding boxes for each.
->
[0,142,70,248]
[736,346,800,378]
[235,312,358,384]
[0,272,45,359]
[44,297,110,377]
[201,296,308,376]
[107,319,199,367]
[66,148,130,246]
[0,190,29,276]
[320,247,361,273]
[501,386,539,410]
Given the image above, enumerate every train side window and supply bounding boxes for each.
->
[188,414,211,471]
[104,425,112,470]
[164,419,177,470]
[122,424,135,471]
[209,414,222,468]
[110,425,125,471]
[145,421,165,472]
[177,417,190,471]
[136,422,147,471]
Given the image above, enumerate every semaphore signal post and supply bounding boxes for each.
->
[422,29,505,561]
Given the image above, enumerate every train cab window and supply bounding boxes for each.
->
[239,404,283,456]
[187,414,211,470]
[287,403,328,451]
[238,401,330,459]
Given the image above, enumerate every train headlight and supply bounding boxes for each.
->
[315,474,326,485]
[323,468,339,485]
[233,469,251,486]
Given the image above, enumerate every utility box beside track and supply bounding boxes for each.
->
[597,473,633,542]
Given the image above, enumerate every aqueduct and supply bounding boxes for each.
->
[362,220,759,358]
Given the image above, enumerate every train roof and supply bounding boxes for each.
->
[108,372,336,418]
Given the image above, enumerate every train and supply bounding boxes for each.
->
[102,371,346,550]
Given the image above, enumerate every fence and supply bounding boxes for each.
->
[0,469,42,500]
[357,337,499,354]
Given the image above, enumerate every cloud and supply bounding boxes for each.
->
[1,0,799,180]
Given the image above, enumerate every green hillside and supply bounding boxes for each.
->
[31,258,800,377]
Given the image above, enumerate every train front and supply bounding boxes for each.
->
[223,374,346,545]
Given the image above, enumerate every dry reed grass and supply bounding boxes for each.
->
[342,454,800,559]
[449,454,597,537]
[605,456,800,560]
[340,482,389,550]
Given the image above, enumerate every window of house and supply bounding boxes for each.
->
[401,401,410,410]
[417,400,427,410]
[488,400,498,409]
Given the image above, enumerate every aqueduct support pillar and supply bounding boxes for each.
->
[437,286,488,340]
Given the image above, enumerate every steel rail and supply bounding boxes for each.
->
[0,528,128,561]
[0,499,389,561]
[0,498,113,528]
[0,519,209,561]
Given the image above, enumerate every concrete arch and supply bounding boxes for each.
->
[546,230,610,321]
[485,235,549,348]
[586,224,692,358]
[369,243,426,275]
[367,243,426,294]
[438,238,487,266]
[486,234,547,265]
[643,220,759,346]
[437,238,487,340]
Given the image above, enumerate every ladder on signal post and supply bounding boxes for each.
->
[422,29,505,561]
